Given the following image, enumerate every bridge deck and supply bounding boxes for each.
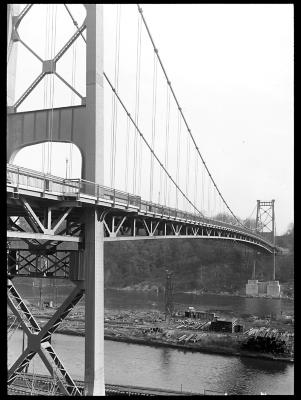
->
[7,163,276,253]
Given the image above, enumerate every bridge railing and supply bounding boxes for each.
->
[7,163,272,246]
[7,164,81,195]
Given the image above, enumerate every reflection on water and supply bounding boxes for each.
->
[160,347,171,367]
[8,330,293,395]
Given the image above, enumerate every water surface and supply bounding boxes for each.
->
[8,330,293,395]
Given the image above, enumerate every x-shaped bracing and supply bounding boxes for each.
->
[7,279,84,395]
[10,4,87,111]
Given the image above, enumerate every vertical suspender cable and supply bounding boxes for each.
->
[42,5,50,174]
[176,110,181,209]
[104,71,205,217]
[7,6,15,64]
[110,86,116,186]
[137,4,248,229]
[110,4,121,189]
[47,4,53,174]
[164,82,170,206]
[45,5,52,173]
[69,32,77,178]
[214,185,216,218]
[71,40,77,106]
[194,151,198,214]
[207,175,210,217]
[185,130,190,212]
[201,162,205,213]
[133,11,142,195]
[125,115,130,192]
[149,51,157,203]
[158,159,162,203]
[137,18,143,197]
[48,4,57,175]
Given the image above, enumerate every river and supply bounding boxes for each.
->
[8,330,293,395]
[9,280,294,395]
[14,279,294,318]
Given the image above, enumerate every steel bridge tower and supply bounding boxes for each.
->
[255,200,276,280]
[7,4,105,395]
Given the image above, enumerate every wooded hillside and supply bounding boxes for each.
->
[104,226,294,293]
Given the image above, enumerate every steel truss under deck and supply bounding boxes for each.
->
[7,189,85,394]
[7,280,84,395]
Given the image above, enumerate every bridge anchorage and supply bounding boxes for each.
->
[7,4,278,396]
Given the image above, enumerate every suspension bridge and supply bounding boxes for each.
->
[7,4,278,396]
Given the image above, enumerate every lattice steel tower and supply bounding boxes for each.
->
[255,200,276,280]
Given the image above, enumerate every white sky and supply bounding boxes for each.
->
[9,4,293,234]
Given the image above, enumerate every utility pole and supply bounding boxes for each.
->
[252,258,256,280]
[165,270,173,323]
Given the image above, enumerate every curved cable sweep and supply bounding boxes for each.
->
[103,71,205,217]
[136,4,248,229]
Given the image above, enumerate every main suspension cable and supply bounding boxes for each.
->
[137,4,244,227]
[103,71,205,216]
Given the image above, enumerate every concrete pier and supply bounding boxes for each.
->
[246,280,281,298]
[267,281,281,298]
[246,280,259,296]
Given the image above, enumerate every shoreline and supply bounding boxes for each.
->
[107,286,294,300]
[47,327,293,364]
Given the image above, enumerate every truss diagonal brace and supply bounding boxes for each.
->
[171,224,182,236]
[20,198,45,233]
[8,348,36,386]
[143,219,160,236]
[14,4,33,29]
[52,207,73,234]
[38,346,82,395]
[54,22,86,63]
[7,280,83,395]
[103,216,126,237]
[7,280,41,335]
[13,72,45,111]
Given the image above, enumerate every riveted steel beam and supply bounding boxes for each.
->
[7,280,83,395]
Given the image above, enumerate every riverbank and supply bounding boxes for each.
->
[108,285,294,301]
[8,306,293,364]
[103,334,294,363]
[9,323,293,364]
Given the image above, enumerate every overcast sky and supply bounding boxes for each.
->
[10,4,293,234]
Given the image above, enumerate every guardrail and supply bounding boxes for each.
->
[7,163,272,246]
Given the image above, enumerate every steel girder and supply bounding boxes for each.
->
[100,212,274,253]
[7,195,82,278]
[7,195,85,395]
[7,279,84,395]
